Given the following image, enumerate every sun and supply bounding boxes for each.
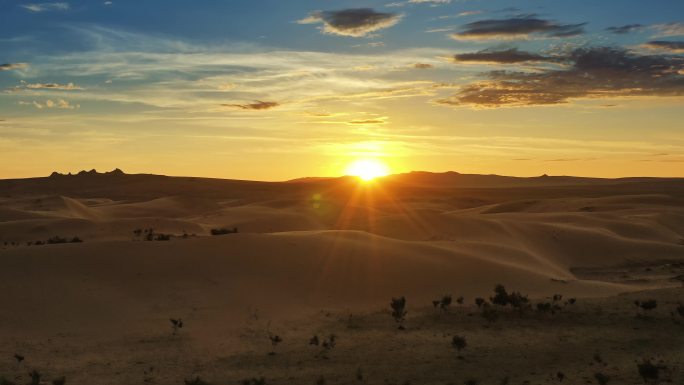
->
[345,159,390,181]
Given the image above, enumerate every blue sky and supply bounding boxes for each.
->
[1,0,683,179]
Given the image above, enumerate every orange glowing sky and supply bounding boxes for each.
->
[1,1,683,180]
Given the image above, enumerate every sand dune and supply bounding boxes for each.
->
[1,171,683,330]
[1,171,684,384]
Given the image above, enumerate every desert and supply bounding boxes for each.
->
[1,170,683,384]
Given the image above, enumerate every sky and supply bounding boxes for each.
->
[1,0,684,180]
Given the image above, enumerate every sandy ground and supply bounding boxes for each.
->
[0,171,683,384]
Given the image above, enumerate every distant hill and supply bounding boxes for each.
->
[382,171,683,188]
[0,169,682,202]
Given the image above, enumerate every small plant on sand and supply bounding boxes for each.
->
[47,236,68,244]
[356,367,363,382]
[52,376,66,385]
[390,297,407,330]
[155,233,171,241]
[14,353,24,363]
[316,376,326,385]
[433,295,452,312]
[170,318,183,335]
[210,228,238,236]
[594,372,610,385]
[185,376,211,385]
[634,300,657,316]
[490,284,529,310]
[675,303,684,318]
[536,302,562,315]
[269,333,283,355]
[241,377,266,385]
[70,236,83,243]
[475,298,485,308]
[637,358,668,384]
[451,335,467,357]
[322,334,336,351]
[310,334,336,359]
[464,379,478,385]
[29,370,40,385]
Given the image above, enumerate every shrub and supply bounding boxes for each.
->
[170,318,183,335]
[490,285,509,306]
[451,335,467,355]
[475,298,485,308]
[637,359,662,383]
[29,370,40,385]
[594,372,610,385]
[456,296,464,305]
[635,300,658,313]
[536,302,561,315]
[185,377,211,385]
[490,284,529,309]
[438,295,452,312]
[47,236,68,244]
[52,376,66,385]
[676,303,684,318]
[155,234,171,241]
[70,236,83,243]
[309,335,319,346]
[322,334,336,351]
[390,297,407,329]
[210,228,238,236]
[269,334,282,355]
[241,378,266,385]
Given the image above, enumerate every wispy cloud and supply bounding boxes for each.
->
[298,8,402,37]
[221,101,280,110]
[652,22,684,37]
[451,17,586,40]
[605,24,643,34]
[25,82,84,90]
[19,99,79,109]
[643,40,684,53]
[21,2,69,12]
[0,63,29,71]
[452,48,555,64]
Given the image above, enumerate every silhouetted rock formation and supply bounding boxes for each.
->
[49,168,126,178]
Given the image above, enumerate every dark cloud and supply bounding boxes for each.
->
[645,40,684,53]
[413,63,434,69]
[222,101,279,110]
[348,118,386,124]
[0,63,28,71]
[438,47,684,108]
[453,48,554,64]
[298,8,402,37]
[451,17,585,40]
[605,24,643,34]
